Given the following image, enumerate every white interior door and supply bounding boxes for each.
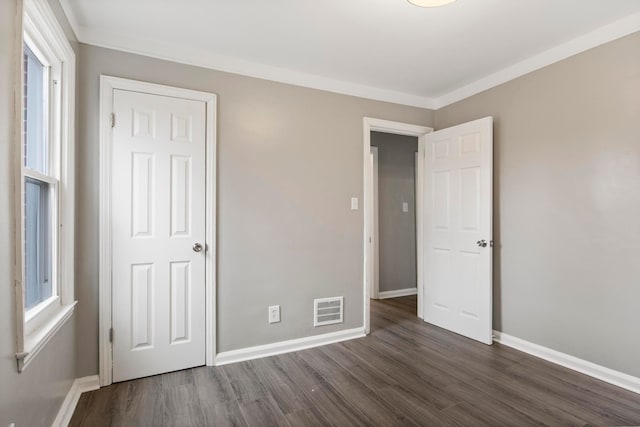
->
[423,117,493,344]
[111,89,207,382]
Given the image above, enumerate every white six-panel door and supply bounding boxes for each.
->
[111,89,207,382]
[423,117,493,345]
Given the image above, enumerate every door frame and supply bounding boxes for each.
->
[363,118,433,334]
[369,146,379,300]
[98,76,217,386]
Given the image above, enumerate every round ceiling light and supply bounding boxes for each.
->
[407,0,457,7]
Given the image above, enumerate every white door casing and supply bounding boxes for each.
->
[369,147,379,300]
[423,117,493,345]
[415,150,424,319]
[111,88,207,382]
[364,148,373,333]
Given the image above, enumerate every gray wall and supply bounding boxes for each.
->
[435,31,640,378]
[75,43,434,376]
[371,132,418,292]
[0,0,79,426]
[47,0,78,53]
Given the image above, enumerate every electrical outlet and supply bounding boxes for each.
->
[268,305,281,323]
[402,202,409,212]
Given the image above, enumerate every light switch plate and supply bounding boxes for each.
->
[402,202,409,213]
[269,305,281,323]
[351,197,359,210]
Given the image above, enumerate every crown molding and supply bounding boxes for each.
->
[59,0,640,111]
[59,1,436,109]
[434,11,640,108]
[88,30,439,109]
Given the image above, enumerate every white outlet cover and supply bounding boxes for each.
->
[402,202,409,212]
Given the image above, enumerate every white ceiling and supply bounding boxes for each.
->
[60,0,640,108]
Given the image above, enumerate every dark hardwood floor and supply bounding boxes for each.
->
[71,296,640,426]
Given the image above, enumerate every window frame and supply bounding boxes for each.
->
[15,0,76,373]
[23,32,59,326]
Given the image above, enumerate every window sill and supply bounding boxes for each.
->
[16,301,77,372]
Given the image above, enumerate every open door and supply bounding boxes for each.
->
[423,117,493,345]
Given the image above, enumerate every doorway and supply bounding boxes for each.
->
[363,118,432,334]
[370,133,419,302]
[98,76,217,386]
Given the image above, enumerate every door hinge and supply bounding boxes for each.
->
[109,328,114,343]
[110,112,115,128]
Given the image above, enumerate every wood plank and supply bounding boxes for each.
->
[250,357,312,415]
[193,365,236,405]
[222,362,269,404]
[238,396,290,427]
[199,400,248,427]
[163,383,207,426]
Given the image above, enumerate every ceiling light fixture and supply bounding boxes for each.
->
[407,0,457,7]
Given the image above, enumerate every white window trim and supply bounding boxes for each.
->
[15,0,76,373]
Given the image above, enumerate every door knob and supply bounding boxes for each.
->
[476,240,488,248]
[193,243,203,252]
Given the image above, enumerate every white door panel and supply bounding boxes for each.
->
[112,89,207,382]
[423,117,493,345]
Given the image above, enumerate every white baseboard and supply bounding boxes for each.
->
[378,288,417,299]
[215,327,365,366]
[52,375,100,427]
[493,331,640,395]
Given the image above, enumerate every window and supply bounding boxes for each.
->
[23,43,56,314]
[16,0,76,372]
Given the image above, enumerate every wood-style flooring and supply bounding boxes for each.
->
[70,296,640,426]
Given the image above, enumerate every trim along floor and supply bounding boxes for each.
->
[70,296,640,426]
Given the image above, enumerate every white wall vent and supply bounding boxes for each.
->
[314,296,344,327]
